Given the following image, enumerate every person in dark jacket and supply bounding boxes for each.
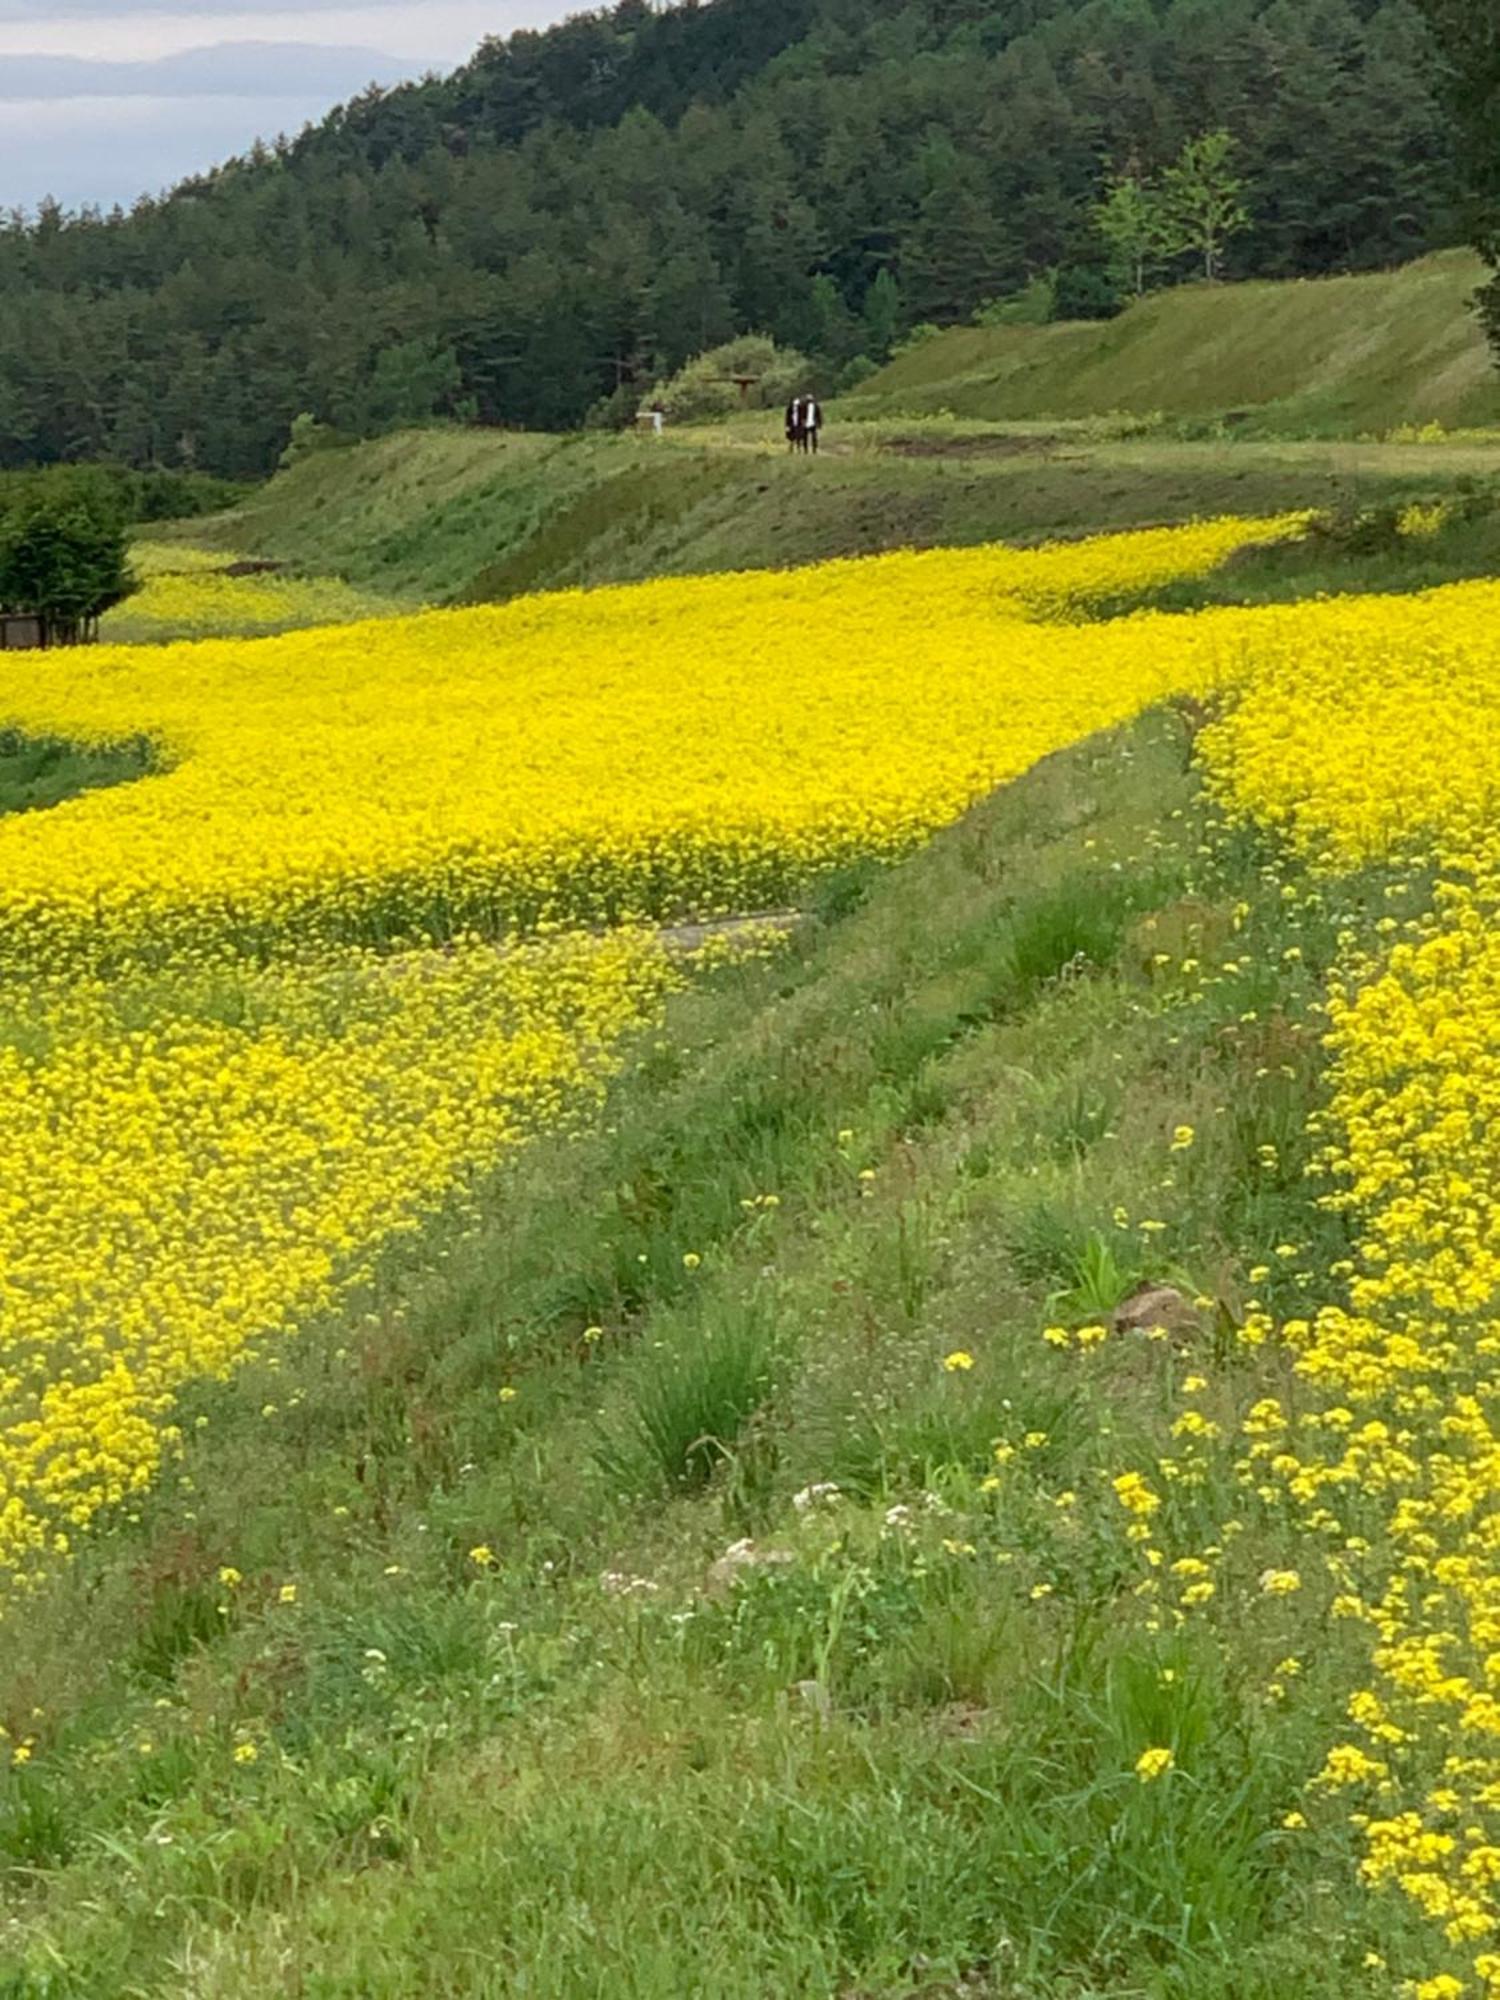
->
[785,394,824,454]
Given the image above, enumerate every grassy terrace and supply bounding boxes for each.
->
[847,251,1498,434]
[0,732,152,818]
[146,412,1500,618]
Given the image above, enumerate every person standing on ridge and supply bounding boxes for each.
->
[785,394,823,454]
[801,393,822,454]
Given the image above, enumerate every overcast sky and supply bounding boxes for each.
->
[0,3,576,213]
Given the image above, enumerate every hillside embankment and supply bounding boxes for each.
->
[160,421,1500,616]
[6,284,1500,1991]
[848,250,1498,433]
[134,253,1500,615]
[0,705,1381,1997]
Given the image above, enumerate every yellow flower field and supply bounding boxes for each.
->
[0,516,1303,974]
[0,517,1305,1587]
[0,930,690,1581]
[1194,585,1500,1991]
[11,499,1500,1988]
[99,544,395,645]
[19,510,1500,1996]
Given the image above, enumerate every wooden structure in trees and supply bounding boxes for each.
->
[0,613,45,651]
[0,612,97,650]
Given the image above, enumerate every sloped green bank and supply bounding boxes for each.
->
[152,414,1500,615]
[850,251,1497,435]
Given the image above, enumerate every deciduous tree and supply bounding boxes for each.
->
[0,500,132,640]
[1093,172,1170,297]
[1156,130,1250,282]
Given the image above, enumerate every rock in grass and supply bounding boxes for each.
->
[1113,1281,1198,1336]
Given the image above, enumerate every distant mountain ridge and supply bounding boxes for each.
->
[0,43,414,103]
[0,0,1462,476]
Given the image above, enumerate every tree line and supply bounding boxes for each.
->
[0,0,1460,478]
[1412,3,1500,363]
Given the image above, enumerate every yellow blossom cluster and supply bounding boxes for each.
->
[100,546,394,646]
[0,516,1305,975]
[0,929,684,1582]
[1198,580,1500,1991]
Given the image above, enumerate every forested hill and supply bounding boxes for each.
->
[0,0,1457,478]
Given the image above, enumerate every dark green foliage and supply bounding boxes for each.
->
[0,498,132,636]
[0,0,1462,476]
[1052,262,1122,322]
[0,463,242,528]
[1414,2,1500,363]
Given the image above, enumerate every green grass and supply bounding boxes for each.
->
[598,1295,781,1495]
[1070,488,1500,619]
[148,411,1500,617]
[0,731,151,816]
[0,711,1437,1997]
[849,250,1499,434]
[169,429,579,602]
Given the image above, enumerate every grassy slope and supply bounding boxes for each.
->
[0,713,1417,1998]
[158,416,1500,612]
[849,251,1500,433]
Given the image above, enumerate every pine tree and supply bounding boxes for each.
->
[0,0,1462,471]
[903,150,1007,325]
[862,269,903,359]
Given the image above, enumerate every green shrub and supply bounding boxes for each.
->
[974,274,1057,327]
[891,321,942,357]
[648,335,815,425]
[1052,262,1124,322]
